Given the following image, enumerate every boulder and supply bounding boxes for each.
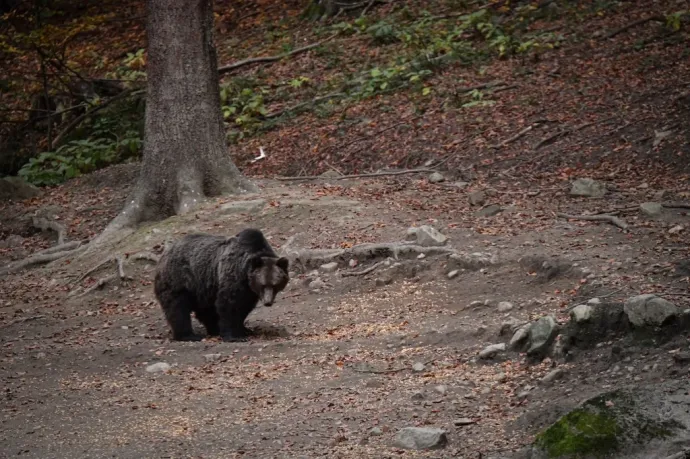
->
[640,202,663,218]
[624,294,678,327]
[392,427,448,450]
[405,225,447,247]
[526,316,558,358]
[570,178,606,198]
[0,176,40,201]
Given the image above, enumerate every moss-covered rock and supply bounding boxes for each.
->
[530,384,690,458]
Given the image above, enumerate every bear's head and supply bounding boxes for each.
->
[248,256,289,306]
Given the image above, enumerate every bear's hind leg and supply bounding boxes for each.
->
[160,290,199,341]
[194,307,220,338]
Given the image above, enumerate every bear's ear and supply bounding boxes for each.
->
[276,257,289,272]
[249,255,264,269]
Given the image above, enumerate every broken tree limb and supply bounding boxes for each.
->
[605,15,665,39]
[341,260,385,277]
[662,202,690,209]
[557,212,629,231]
[534,129,571,150]
[218,35,337,75]
[275,168,435,182]
[265,92,346,118]
[490,123,538,149]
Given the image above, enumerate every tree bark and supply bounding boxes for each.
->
[92,0,257,247]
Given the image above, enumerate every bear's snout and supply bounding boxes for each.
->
[261,288,275,306]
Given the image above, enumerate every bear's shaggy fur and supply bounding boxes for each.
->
[154,228,289,341]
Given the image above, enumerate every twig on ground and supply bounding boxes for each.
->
[1,315,46,329]
[265,92,345,118]
[557,212,629,231]
[360,0,377,16]
[275,168,435,182]
[491,123,539,149]
[342,260,384,277]
[605,15,665,39]
[351,358,436,374]
[218,35,337,75]
[534,129,570,150]
[662,202,690,209]
[595,205,638,215]
[74,256,116,285]
[77,256,131,297]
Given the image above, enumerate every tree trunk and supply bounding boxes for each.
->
[93,0,257,246]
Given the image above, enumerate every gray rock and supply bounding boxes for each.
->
[479,343,506,359]
[453,181,469,189]
[468,191,487,206]
[640,202,663,217]
[434,385,447,396]
[411,391,425,401]
[570,178,607,198]
[412,362,426,372]
[369,427,384,436]
[0,176,40,201]
[146,362,171,373]
[527,316,559,357]
[624,294,678,327]
[309,278,326,290]
[541,368,565,385]
[497,301,514,313]
[219,199,266,215]
[393,427,448,450]
[405,225,447,247]
[570,304,593,323]
[500,317,525,336]
[653,129,673,147]
[476,204,503,217]
[319,262,339,273]
[588,297,602,305]
[669,225,684,235]
[428,172,445,183]
[530,381,690,458]
[447,270,459,279]
[320,169,341,178]
[204,353,222,362]
[509,324,531,350]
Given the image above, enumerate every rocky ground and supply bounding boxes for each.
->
[2,165,690,458]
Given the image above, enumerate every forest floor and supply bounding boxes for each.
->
[2,0,690,458]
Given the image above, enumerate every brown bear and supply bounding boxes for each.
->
[154,228,289,341]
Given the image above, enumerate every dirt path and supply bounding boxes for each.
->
[2,172,690,458]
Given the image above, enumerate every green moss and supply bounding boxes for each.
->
[535,408,621,458]
[534,390,686,458]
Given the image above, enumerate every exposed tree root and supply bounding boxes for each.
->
[76,256,131,297]
[557,212,629,231]
[0,244,86,276]
[1,315,46,329]
[662,202,690,209]
[128,252,161,264]
[275,168,435,182]
[285,242,458,271]
[341,260,385,277]
[40,240,87,255]
[31,216,67,245]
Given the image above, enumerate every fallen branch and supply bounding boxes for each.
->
[1,315,46,329]
[265,92,345,118]
[605,15,665,39]
[533,129,570,150]
[491,124,538,149]
[662,202,690,209]
[557,212,629,231]
[218,35,337,75]
[351,358,436,374]
[341,260,384,277]
[275,168,435,182]
[31,216,67,245]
